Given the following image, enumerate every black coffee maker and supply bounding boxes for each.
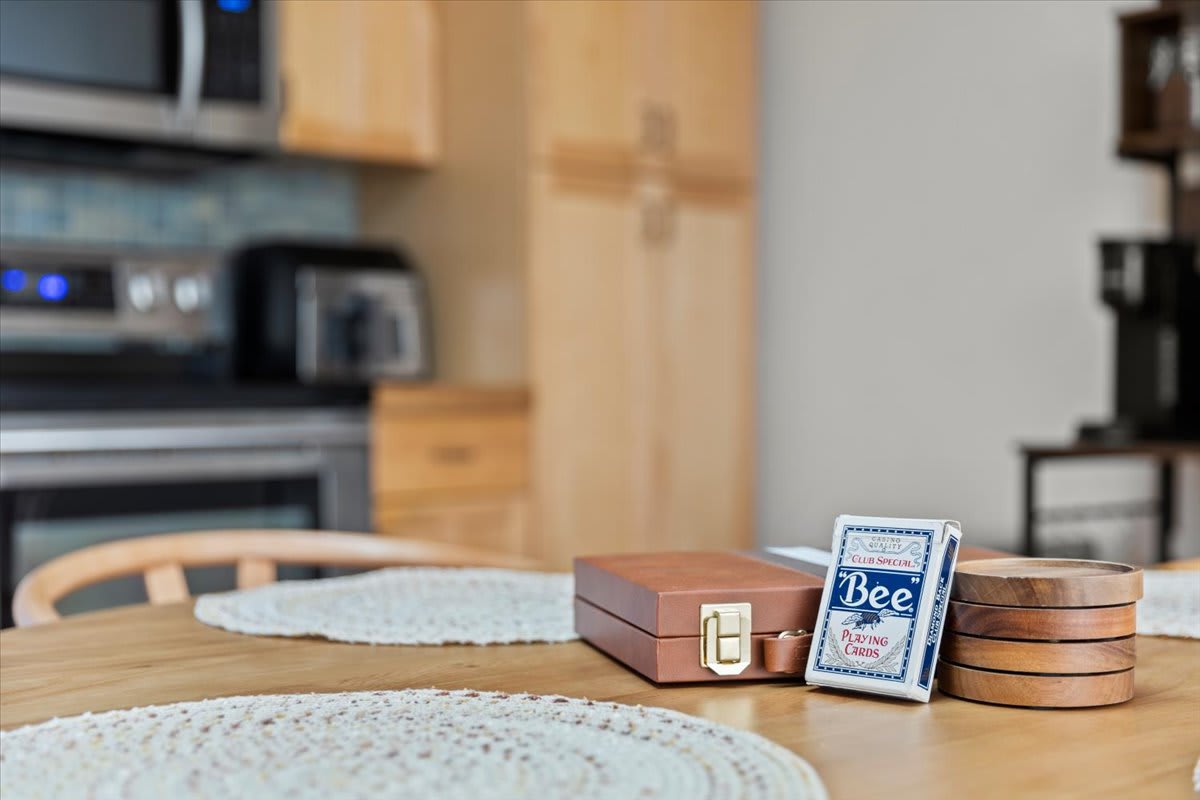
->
[1082,239,1200,441]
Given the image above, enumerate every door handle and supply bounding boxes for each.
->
[641,196,677,246]
[640,104,677,155]
[660,107,677,155]
[641,104,667,153]
[177,0,206,127]
[640,104,659,151]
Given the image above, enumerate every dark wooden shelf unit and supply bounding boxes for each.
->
[1117,4,1200,163]
[1117,129,1200,162]
[1118,2,1200,237]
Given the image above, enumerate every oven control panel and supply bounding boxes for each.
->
[0,246,224,348]
[2,263,117,310]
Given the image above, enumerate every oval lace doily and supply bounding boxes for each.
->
[1137,571,1200,640]
[0,690,826,800]
[194,568,577,645]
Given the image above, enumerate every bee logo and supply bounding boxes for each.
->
[842,609,897,630]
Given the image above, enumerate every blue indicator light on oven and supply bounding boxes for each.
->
[217,0,251,12]
[2,268,26,293]
[37,273,69,302]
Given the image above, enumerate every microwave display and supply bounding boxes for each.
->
[203,0,263,101]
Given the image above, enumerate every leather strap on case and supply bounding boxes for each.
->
[763,631,813,674]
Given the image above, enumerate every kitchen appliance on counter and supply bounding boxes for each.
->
[0,0,278,154]
[1080,239,1200,442]
[0,239,429,625]
[231,241,432,385]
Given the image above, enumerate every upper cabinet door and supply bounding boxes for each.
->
[279,0,439,165]
[527,0,647,172]
[655,0,756,180]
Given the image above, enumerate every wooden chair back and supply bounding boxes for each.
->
[12,529,542,627]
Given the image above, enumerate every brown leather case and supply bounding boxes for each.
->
[573,552,824,683]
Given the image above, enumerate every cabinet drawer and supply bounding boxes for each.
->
[373,414,528,494]
[376,495,528,556]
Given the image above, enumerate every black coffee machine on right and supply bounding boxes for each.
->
[1083,239,1200,442]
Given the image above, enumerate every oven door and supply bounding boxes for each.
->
[0,0,278,149]
[0,447,334,627]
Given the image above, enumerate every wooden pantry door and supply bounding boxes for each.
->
[526,0,651,172]
[646,184,754,552]
[529,171,656,567]
[650,0,757,180]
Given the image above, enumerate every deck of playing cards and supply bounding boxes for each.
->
[805,514,962,702]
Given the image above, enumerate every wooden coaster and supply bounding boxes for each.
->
[947,600,1136,641]
[940,632,1136,674]
[952,558,1142,608]
[937,661,1135,708]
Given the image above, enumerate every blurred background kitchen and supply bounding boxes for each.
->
[1,0,1197,627]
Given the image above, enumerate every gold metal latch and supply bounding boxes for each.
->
[699,602,752,676]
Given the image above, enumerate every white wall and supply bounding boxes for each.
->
[758,0,1200,560]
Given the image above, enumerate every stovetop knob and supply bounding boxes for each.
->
[127,273,159,312]
[172,274,210,314]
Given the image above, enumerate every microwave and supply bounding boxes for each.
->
[0,0,278,151]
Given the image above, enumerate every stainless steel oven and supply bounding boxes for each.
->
[0,0,278,150]
[0,409,369,627]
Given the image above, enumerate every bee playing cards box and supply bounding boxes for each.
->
[805,515,961,702]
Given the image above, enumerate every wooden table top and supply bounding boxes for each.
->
[2,603,1198,799]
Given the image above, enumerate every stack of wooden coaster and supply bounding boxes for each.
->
[938,558,1143,708]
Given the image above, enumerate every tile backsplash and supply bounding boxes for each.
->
[0,162,358,250]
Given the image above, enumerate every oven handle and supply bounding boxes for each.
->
[0,414,367,454]
[0,449,328,490]
[177,0,206,125]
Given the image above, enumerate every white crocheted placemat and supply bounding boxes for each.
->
[194,568,577,645]
[1137,571,1200,639]
[0,690,827,800]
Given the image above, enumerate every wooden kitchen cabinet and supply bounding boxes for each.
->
[528,0,755,180]
[654,0,757,179]
[279,0,439,165]
[372,386,531,558]
[362,1,757,568]
[531,174,754,567]
[527,0,646,171]
[529,172,652,565]
[373,414,527,495]
[375,491,528,556]
[647,185,754,551]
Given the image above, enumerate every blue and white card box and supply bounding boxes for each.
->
[804,515,962,702]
